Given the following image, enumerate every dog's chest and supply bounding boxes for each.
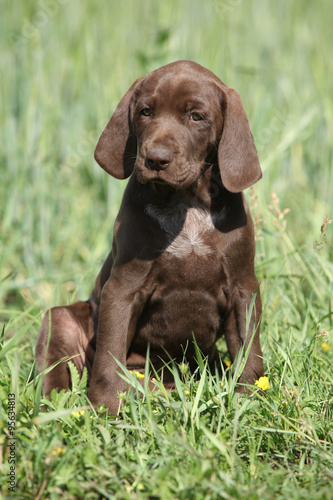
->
[145,203,216,258]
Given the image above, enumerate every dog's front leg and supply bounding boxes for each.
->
[224,281,264,390]
[88,270,149,414]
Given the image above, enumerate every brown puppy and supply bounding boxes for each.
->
[36,60,264,414]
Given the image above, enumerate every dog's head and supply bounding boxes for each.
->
[94,60,261,193]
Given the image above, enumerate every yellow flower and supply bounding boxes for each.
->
[225,359,231,367]
[71,410,85,418]
[321,342,330,352]
[255,376,270,391]
[51,446,63,456]
[129,370,145,380]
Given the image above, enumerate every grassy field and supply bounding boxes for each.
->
[1,0,333,498]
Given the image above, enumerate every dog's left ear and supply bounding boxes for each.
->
[94,78,143,179]
[218,87,262,193]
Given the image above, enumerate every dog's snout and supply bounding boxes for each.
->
[145,149,173,171]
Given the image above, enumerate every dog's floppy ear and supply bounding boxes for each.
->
[94,78,143,179]
[218,87,262,193]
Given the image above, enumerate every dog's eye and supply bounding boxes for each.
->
[140,108,152,117]
[190,112,204,122]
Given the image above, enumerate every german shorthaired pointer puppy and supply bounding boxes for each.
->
[36,60,264,413]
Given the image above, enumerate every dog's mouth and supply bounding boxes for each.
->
[150,178,168,186]
[136,168,178,189]
[135,165,198,191]
[136,171,166,185]
[137,175,177,196]
[139,175,191,193]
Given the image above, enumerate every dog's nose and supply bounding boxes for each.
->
[145,149,173,171]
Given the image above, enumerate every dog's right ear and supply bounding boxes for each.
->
[94,78,143,179]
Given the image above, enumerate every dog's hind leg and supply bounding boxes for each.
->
[35,301,96,398]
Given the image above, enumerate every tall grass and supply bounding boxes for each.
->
[0,0,332,498]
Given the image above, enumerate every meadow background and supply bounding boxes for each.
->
[1,1,333,498]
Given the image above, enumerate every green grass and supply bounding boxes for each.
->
[1,0,333,498]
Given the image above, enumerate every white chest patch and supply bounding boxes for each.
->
[145,201,215,258]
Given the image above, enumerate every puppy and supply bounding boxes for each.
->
[36,60,264,413]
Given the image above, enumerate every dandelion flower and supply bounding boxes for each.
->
[51,446,63,456]
[129,370,145,380]
[255,376,270,391]
[71,410,85,418]
[321,342,329,352]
